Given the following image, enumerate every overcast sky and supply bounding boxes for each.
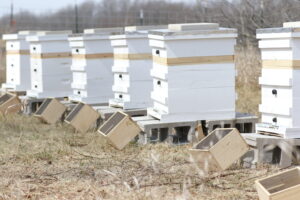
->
[0,0,195,15]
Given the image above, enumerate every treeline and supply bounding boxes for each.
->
[0,0,300,46]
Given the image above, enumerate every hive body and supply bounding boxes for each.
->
[2,31,37,92]
[109,26,167,110]
[256,22,300,138]
[147,23,237,122]
[68,28,122,104]
[26,31,72,98]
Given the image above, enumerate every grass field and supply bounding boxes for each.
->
[0,44,281,199]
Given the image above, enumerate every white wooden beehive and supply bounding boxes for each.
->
[2,31,38,92]
[109,25,167,110]
[147,23,237,122]
[68,27,123,104]
[26,31,73,98]
[256,22,300,138]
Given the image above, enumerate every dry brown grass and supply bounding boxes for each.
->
[0,43,274,199]
[0,115,283,200]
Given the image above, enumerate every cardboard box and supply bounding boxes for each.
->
[98,111,141,150]
[34,98,67,124]
[256,167,300,200]
[0,93,22,115]
[189,128,249,172]
[64,102,99,133]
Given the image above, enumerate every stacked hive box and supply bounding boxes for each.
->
[2,31,37,92]
[68,28,123,104]
[256,22,300,138]
[147,23,237,122]
[109,25,167,109]
[26,31,72,98]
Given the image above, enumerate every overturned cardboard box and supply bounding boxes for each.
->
[189,128,249,172]
[0,93,22,115]
[98,111,141,150]
[34,98,67,124]
[64,102,99,133]
[256,167,300,200]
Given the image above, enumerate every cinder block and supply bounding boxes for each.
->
[256,167,300,200]
[98,111,141,150]
[34,98,67,124]
[65,102,100,133]
[0,93,22,115]
[189,128,249,172]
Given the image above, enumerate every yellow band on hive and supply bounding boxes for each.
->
[114,53,152,60]
[31,52,72,59]
[72,53,114,59]
[262,60,300,69]
[153,55,235,66]
[6,50,30,55]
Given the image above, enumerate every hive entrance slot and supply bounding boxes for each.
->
[99,112,126,135]
[0,94,12,105]
[65,103,84,122]
[35,98,52,115]
[195,129,231,149]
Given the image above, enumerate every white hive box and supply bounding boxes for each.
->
[68,27,123,104]
[147,23,237,122]
[26,31,73,98]
[256,22,300,138]
[2,31,38,92]
[109,25,167,110]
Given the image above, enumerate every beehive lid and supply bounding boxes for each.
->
[283,21,300,28]
[84,27,123,34]
[168,23,219,31]
[18,30,40,35]
[125,25,167,32]
[36,30,72,36]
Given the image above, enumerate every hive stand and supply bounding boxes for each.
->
[134,112,258,145]
[241,133,300,168]
[134,115,198,145]
[206,112,258,133]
